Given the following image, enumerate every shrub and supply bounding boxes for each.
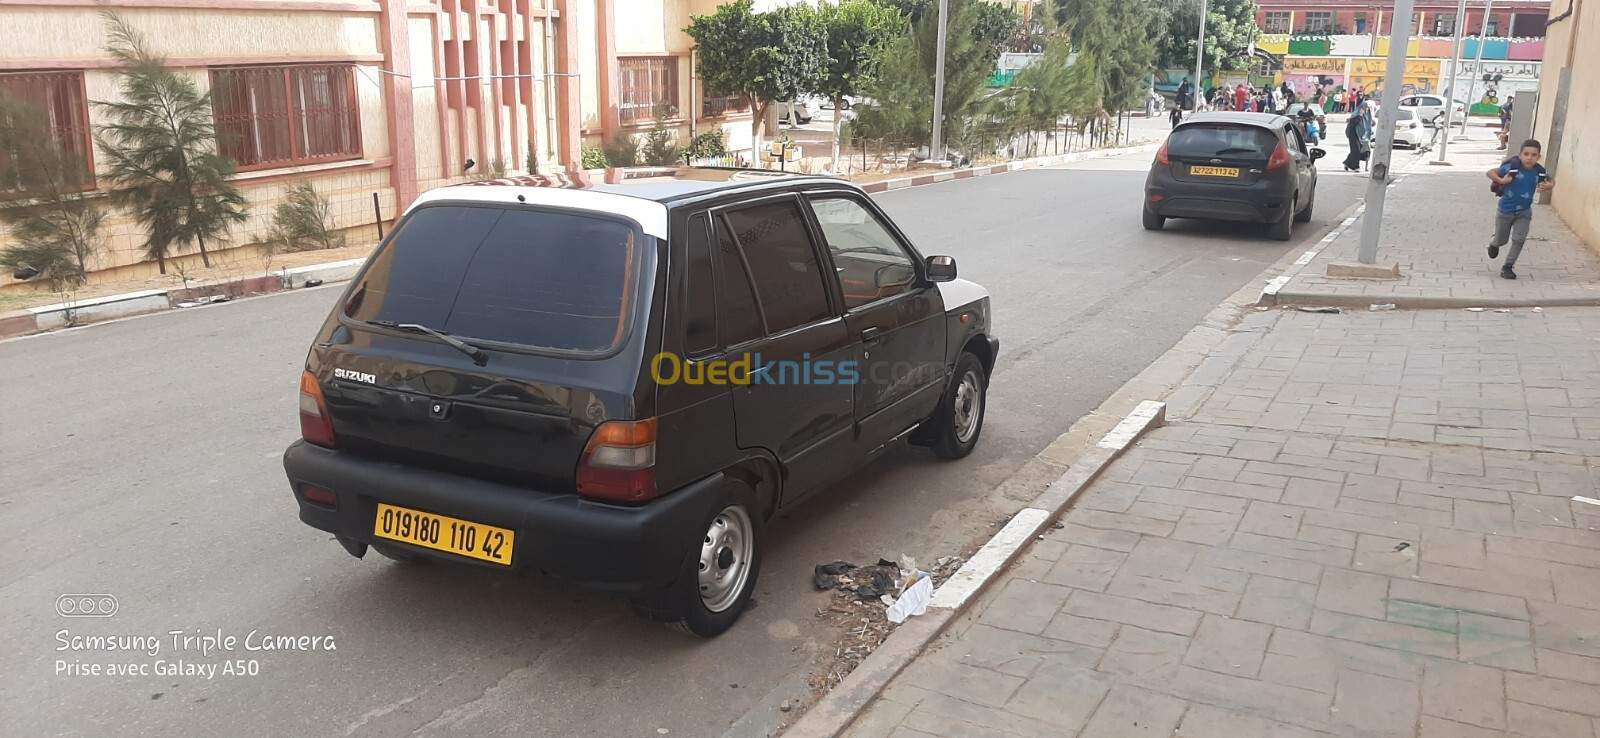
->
[267,182,345,253]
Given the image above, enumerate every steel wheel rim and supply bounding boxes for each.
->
[697,505,754,613]
[953,369,983,444]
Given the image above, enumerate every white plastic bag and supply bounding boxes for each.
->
[886,572,933,624]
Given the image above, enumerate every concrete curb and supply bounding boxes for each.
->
[857,143,1161,194]
[0,257,365,338]
[779,401,1167,738]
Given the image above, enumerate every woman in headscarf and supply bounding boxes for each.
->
[1343,101,1375,171]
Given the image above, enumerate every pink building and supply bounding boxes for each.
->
[1255,0,1551,38]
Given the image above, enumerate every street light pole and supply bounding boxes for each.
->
[1438,0,1469,161]
[1356,0,1417,264]
[1459,0,1494,139]
[929,0,949,163]
[1193,0,1210,113]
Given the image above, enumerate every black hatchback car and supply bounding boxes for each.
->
[282,168,998,636]
[1143,112,1325,241]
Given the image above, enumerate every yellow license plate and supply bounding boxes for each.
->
[374,503,514,565]
[1190,166,1240,177]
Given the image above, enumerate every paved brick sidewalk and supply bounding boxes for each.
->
[1273,138,1600,307]
[843,308,1600,738]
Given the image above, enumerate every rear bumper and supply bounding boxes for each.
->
[282,441,723,593]
[1145,178,1293,223]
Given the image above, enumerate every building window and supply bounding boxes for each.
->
[1486,17,1500,36]
[1354,12,1367,33]
[210,65,362,171]
[1433,13,1456,36]
[1264,11,1292,33]
[0,70,94,191]
[1302,11,1333,33]
[619,57,679,126]
[701,93,748,118]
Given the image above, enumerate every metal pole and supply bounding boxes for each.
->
[1459,0,1493,138]
[372,192,384,239]
[1193,0,1209,113]
[1356,0,1416,265]
[929,0,949,162]
[1369,5,1381,56]
[1438,0,1469,160]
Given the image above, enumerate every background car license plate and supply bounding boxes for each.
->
[373,503,514,565]
[1190,166,1240,177]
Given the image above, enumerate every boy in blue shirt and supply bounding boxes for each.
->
[1486,139,1555,279]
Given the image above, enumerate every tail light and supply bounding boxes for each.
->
[1155,139,1171,165]
[1267,140,1290,170]
[299,370,339,448]
[576,418,658,504]
[301,486,337,507]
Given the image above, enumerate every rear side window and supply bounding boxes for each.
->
[343,205,640,353]
[683,214,718,355]
[714,217,762,346]
[723,201,833,334]
[1168,125,1278,158]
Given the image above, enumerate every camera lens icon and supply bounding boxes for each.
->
[57,594,118,618]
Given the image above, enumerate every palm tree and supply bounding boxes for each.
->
[93,8,246,274]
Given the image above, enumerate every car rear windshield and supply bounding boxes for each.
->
[1396,110,1417,120]
[343,205,641,353]
[1168,124,1278,158]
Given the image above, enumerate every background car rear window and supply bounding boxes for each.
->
[343,205,639,353]
[723,201,832,333]
[1168,125,1278,158]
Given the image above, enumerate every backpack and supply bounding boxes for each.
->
[1490,157,1518,196]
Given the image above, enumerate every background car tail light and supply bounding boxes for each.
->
[1155,139,1170,165]
[299,370,339,448]
[301,486,337,507]
[1267,141,1290,170]
[577,418,658,504]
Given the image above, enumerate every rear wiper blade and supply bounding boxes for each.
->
[1212,147,1256,155]
[366,320,489,366]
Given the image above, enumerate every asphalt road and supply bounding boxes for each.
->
[0,149,1370,738]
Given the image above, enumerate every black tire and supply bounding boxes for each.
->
[1295,191,1314,223]
[839,99,852,110]
[927,352,988,460]
[1270,197,1296,241]
[630,486,763,638]
[371,543,430,564]
[1142,208,1165,231]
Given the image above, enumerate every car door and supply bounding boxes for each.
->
[801,191,947,459]
[1284,124,1315,202]
[711,194,857,505]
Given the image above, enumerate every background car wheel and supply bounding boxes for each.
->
[1142,209,1165,231]
[927,352,988,460]
[1295,193,1314,223]
[371,543,430,565]
[630,487,763,638]
[839,99,852,110]
[1270,197,1296,241]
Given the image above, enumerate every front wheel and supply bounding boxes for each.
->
[927,352,988,459]
[631,492,763,638]
[838,99,852,110]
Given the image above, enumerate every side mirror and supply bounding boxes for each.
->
[925,255,957,282]
[1310,148,1327,160]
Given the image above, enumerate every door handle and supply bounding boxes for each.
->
[861,326,882,344]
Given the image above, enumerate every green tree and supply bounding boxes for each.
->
[1156,0,1259,74]
[93,8,246,274]
[266,182,345,253]
[1010,40,1097,155]
[685,0,826,158]
[1056,0,1160,113]
[816,0,902,171]
[0,93,106,290]
[872,0,1020,61]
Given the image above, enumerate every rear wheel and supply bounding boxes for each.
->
[631,489,763,638]
[1295,191,1314,223]
[1142,209,1165,231]
[1270,197,1296,241]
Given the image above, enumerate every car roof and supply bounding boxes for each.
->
[1180,111,1292,129]
[405,167,851,238]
